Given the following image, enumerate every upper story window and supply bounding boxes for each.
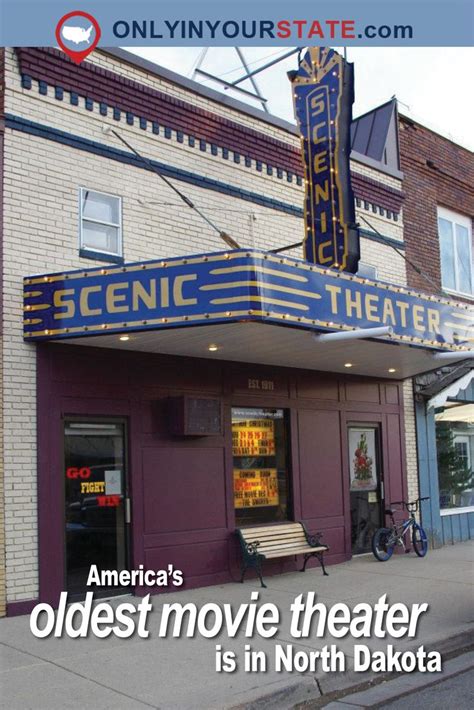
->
[80,188,122,261]
[357,262,378,281]
[437,207,473,296]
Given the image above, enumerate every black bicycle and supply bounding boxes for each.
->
[372,497,430,561]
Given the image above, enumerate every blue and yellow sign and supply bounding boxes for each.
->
[289,47,360,272]
[23,250,472,351]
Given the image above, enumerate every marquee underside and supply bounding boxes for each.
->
[64,321,470,380]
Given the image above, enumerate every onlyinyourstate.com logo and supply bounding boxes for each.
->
[55,10,101,64]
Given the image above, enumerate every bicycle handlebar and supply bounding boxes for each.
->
[388,497,430,513]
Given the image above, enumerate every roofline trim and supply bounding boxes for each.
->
[103,47,300,135]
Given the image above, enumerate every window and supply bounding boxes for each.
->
[437,207,473,296]
[232,407,291,526]
[435,404,474,511]
[80,188,122,260]
[454,436,471,470]
[357,262,378,281]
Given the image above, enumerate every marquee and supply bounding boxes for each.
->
[23,250,472,351]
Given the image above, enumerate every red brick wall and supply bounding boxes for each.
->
[399,116,474,301]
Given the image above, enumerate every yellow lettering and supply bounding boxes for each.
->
[413,305,425,332]
[80,285,102,317]
[382,298,397,326]
[427,308,441,334]
[346,289,362,319]
[53,289,75,319]
[365,294,380,323]
[313,151,328,174]
[106,282,129,313]
[325,284,341,314]
[320,211,327,233]
[312,122,326,144]
[310,95,325,116]
[160,277,169,308]
[173,274,197,306]
[317,241,333,264]
[81,481,105,494]
[396,300,409,328]
[132,280,156,311]
[314,181,329,203]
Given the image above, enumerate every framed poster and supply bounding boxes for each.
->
[348,428,378,491]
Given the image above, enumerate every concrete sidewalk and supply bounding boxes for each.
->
[1,542,473,710]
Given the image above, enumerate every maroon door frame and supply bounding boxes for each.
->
[37,348,138,605]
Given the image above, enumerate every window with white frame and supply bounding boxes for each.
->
[437,207,473,296]
[80,188,122,258]
[454,435,471,471]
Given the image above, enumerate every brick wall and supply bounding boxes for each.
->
[0,47,6,617]
[399,116,474,300]
[1,47,410,603]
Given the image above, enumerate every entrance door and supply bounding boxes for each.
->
[64,420,129,595]
[348,425,384,554]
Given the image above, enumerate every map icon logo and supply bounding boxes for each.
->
[55,11,101,64]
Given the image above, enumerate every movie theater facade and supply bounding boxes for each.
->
[1,47,471,613]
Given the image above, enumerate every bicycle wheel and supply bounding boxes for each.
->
[412,524,428,557]
[372,527,394,561]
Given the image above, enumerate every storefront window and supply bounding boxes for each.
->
[435,403,474,510]
[232,408,290,526]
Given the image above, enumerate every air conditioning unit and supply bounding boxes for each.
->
[168,396,223,436]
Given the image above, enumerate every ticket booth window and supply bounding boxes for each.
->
[232,408,291,526]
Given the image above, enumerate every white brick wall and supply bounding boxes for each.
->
[2,47,412,601]
[403,379,419,505]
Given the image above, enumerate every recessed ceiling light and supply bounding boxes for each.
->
[388,368,397,373]
[344,362,353,368]
[119,335,130,342]
[208,344,219,352]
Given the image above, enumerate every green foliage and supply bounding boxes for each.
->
[436,422,472,501]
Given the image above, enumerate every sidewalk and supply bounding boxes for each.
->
[1,542,473,710]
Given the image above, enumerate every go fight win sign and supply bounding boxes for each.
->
[289,47,360,273]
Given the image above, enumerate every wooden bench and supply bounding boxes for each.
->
[236,522,329,588]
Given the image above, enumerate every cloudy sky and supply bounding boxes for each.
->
[127,46,473,151]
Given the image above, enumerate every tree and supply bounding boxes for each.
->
[436,422,472,506]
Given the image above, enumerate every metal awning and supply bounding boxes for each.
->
[428,370,474,409]
[24,249,474,380]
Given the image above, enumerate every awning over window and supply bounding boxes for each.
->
[428,370,474,409]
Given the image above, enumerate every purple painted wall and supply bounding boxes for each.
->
[36,344,409,605]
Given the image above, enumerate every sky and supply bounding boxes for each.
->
[126,46,474,151]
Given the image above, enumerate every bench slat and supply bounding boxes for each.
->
[239,523,302,535]
[258,541,321,553]
[249,531,306,541]
[254,537,307,549]
[265,546,326,559]
[242,533,306,542]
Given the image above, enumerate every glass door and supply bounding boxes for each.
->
[348,425,384,554]
[64,420,128,595]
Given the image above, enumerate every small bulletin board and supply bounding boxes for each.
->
[232,418,275,457]
[233,469,279,508]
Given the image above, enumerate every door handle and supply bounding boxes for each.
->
[125,497,131,524]
[380,482,384,501]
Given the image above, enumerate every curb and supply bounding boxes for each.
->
[228,630,474,710]
[323,649,474,708]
